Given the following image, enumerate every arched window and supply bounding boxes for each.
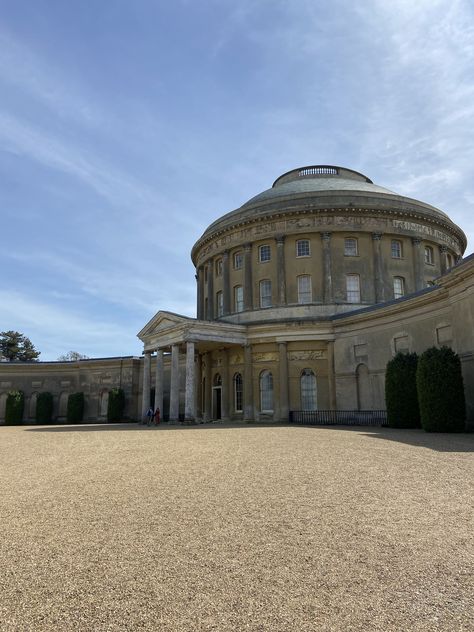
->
[216,291,223,317]
[346,274,360,303]
[100,391,109,417]
[393,277,405,299]
[344,237,358,256]
[297,275,312,304]
[233,373,243,412]
[259,279,272,308]
[234,285,244,312]
[424,246,434,265]
[29,392,38,419]
[300,369,317,410]
[260,370,273,412]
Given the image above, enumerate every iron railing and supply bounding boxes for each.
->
[289,410,388,426]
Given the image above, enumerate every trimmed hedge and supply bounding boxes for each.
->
[67,392,84,424]
[385,352,420,428]
[36,392,53,424]
[107,388,125,422]
[417,346,465,432]
[5,390,24,425]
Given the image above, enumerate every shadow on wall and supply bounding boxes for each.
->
[19,422,474,452]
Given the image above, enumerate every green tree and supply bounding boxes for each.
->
[57,351,89,361]
[36,392,54,424]
[107,388,125,422]
[5,390,25,425]
[67,392,84,423]
[0,331,40,361]
[385,352,420,428]
[417,346,466,432]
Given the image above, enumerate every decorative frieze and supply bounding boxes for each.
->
[288,350,326,361]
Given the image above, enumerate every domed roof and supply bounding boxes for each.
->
[192,165,466,259]
[243,166,398,207]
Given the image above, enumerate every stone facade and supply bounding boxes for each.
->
[1,165,473,427]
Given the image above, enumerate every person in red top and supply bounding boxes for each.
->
[154,407,161,425]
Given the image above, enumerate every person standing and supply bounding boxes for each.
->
[154,407,161,425]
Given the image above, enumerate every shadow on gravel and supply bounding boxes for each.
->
[317,425,474,453]
[21,423,474,452]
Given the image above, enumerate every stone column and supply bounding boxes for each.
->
[243,344,254,421]
[169,344,180,422]
[184,341,196,421]
[197,266,204,319]
[221,348,230,421]
[206,261,214,320]
[278,342,289,422]
[276,235,287,306]
[327,341,336,410]
[412,237,424,291]
[196,353,202,420]
[440,245,448,275]
[222,250,230,316]
[243,243,253,311]
[372,232,384,303]
[321,232,333,303]
[141,351,151,419]
[203,352,212,422]
[154,349,164,415]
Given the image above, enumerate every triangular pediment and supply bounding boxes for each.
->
[137,310,195,340]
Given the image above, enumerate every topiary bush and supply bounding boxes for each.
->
[67,392,84,424]
[417,346,465,432]
[36,392,53,424]
[385,352,420,428]
[5,390,24,425]
[107,388,125,422]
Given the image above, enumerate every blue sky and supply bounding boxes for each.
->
[1,0,474,360]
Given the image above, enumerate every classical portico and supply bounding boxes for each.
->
[138,311,247,422]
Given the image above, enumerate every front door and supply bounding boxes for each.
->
[212,387,222,420]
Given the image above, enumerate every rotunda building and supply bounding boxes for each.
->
[192,165,465,323]
[138,166,472,425]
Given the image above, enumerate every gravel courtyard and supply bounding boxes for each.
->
[0,423,473,632]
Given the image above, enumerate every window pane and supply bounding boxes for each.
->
[346,275,360,302]
[216,259,223,276]
[297,275,312,304]
[216,291,223,316]
[260,280,272,308]
[234,252,243,270]
[234,285,244,312]
[296,239,310,257]
[391,240,402,258]
[393,277,404,299]
[234,373,243,412]
[260,371,273,412]
[344,238,358,256]
[425,246,433,264]
[301,369,317,410]
[259,245,271,262]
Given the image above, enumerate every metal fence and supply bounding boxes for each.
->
[289,410,388,426]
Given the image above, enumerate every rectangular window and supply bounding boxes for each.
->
[391,240,402,258]
[344,237,358,256]
[297,275,312,304]
[296,239,310,257]
[234,374,243,412]
[259,279,272,308]
[393,277,405,299]
[216,291,223,317]
[215,259,223,276]
[259,244,271,263]
[346,274,360,303]
[233,252,243,270]
[425,246,434,264]
[234,285,244,312]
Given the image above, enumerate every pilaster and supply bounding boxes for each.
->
[372,232,384,303]
[321,232,333,303]
[169,344,180,421]
[276,235,287,306]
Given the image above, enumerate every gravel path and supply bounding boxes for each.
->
[0,423,473,631]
